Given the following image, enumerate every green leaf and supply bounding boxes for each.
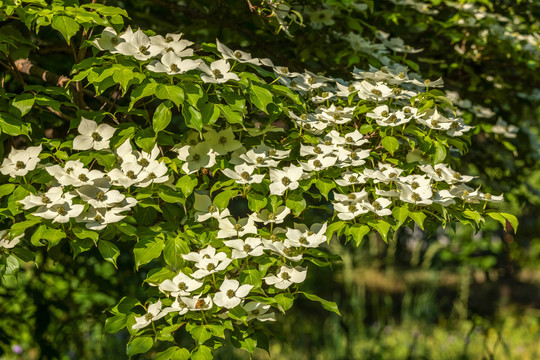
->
[129,81,158,111]
[11,247,35,262]
[247,193,267,212]
[51,16,79,44]
[249,83,273,113]
[153,101,173,133]
[217,104,243,125]
[159,188,184,203]
[239,269,263,288]
[381,136,399,156]
[126,336,153,357]
[392,206,409,227]
[182,104,203,132]
[285,193,307,216]
[155,347,190,360]
[213,189,239,211]
[463,210,483,226]
[368,220,391,242]
[31,225,66,248]
[302,292,340,315]
[104,314,127,333]
[0,184,15,198]
[326,221,346,241]
[0,112,31,136]
[348,224,370,246]
[274,293,294,312]
[72,227,99,243]
[200,102,219,125]
[187,325,212,345]
[191,346,212,360]
[409,211,427,230]
[156,84,184,108]
[433,142,447,164]
[11,94,34,116]
[315,178,335,200]
[70,237,94,258]
[163,235,189,268]
[133,236,165,268]
[175,175,198,197]
[98,240,120,268]
[501,212,518,233]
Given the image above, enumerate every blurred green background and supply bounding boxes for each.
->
[1,0,540,359]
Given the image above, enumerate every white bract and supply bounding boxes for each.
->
[199,59,240,83]
[73,118,116,151]
[0,144,42,177]
[263,265,308,289]
[213,278,253,309]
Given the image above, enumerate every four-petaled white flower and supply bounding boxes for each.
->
[213,278,253,309]
[0,144,42,178]
[199,59,240,84]
[263,265,308,289]
[0,230,23,249]
[73,118,116,151]
[269,165,303,195]
[132,300,172,330]
[159,272,203,297]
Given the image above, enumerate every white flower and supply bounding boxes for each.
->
[263,265,307,289]
[213,279,254,309]
[335,171,366,187]
[0,144,42,177]
[217,217,258,239]
[199,59,240,83]
[159,272,203,297]
[419,164,475,184]
[343,130,368,146]
[364,163,404,184]
[284,223,327,248]
[243,301,275,322]
[249,206,290,225]
[182,246,232,279]
[333,201,369,220]
[416,109,453,131]
[398,182,433,205]
[203,128,242,155]
[216,39,261,65]
[116,28,158,60]
[358,81,394,101]
[132,300,172,330]
[364,197,393,216]
[0,230,23,249]
[223,237,264,259]
[221,164,265,185]
[72,118,116,151]
[261,239,303,262]
[136,161,169,187]
[317,104,354,125]
[147,52,201,75]
[107,161,145,188]
[269,165,303,195]
[34,198,84,223]
[93,27,122,52]
[77,185,125,208]
[193,193,231,222]
[75,207,126,230]
[491,118,518,138]
[18,186,65,210]
[176,142,217,174]
[148,33,194,57]
[46,160,105,187]
[182,294,213,311]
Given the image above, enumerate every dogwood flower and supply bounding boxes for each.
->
[243,302,276,322]
[0,230,23,249]
[73,118,116,151]
[176,142,217,174]
[132,300,171,330]
[269,165,303,195]
[213,278,253,309]
[193,193,231,222]
[335,171,366,186]
[147,52,202,75]
[223,237,265,259]
[182,246,232,279]
[34,198,84,223]
[159,272,203,297]
[148,33,194,57]
[0,144,42,177]
[263,265,307,289]
[217,217,258,238]
[261,239,303,262]
[284,223,328,248]
[75,207,127,230]
[116,28,158,60]
[183,294,213,311]
[249,206,290,225]
[216,39,261,65]
[18,186,65,210]
[46,160,105,187]
[221,164,265,185]
[199,59,239,83]
[77,185,125,208]
[93,27,122,52]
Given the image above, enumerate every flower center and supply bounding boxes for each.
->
[313,160,322,168]
[195,299,206,309]
[333,113,342,121]
[392,87,402,95]
[372,201,381,210]
[411,181,419,190]
[431,119,439,127]
[324,140,332,146]
[268,149,277,156]
[78,174,88,182]
[453,172,461,180]
[314,146,322,154]
[111,37,119,45]
[93,214,103,223]
[346,136,353,143]
[348,175,356,183]
[299,237,308,244]
[166,36,173,43]
[411,192,421,202]
[15,161,26,170]
[206,263,215,271]
[178,282,187,291]
[398,72,406,79]
[243,244,252,252]
[388,114,397,124]
[226,289,235,298]
[213,69,223,78]
[240,171,250,180]
[267,212,275,220]
[139,45,148,53]
[404,107,412,114]
[350,152,359,160]
[348,204,357,212]
[371,89,382,97]
[281,272,291,280]
[348,85,356,92]
[147,172,157,180]
[96,191,106,202]
[145,313,153,321]
[192,154,201,161]
[381,111,389,117]
[126,170,137,179]
[138,158,149,167]
[281,177,291,186]
[41,195,51,204]
[66,167,73,174]
[57,206,67,215]
[219,136,228,144]
[435,168,443,177]
[321,92,329,97]
[484,193,492,199]
[251,309,260,315]
[348,193,356,200]
[256,157,264,164]
[280,67,289,74]
[208,205,217,213]
[234,224,243,232]
[170,64,179,72]
[233,51,242,58]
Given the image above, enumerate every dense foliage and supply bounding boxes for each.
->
[1,0,536,359]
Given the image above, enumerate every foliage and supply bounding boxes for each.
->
[0,0,532,359]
